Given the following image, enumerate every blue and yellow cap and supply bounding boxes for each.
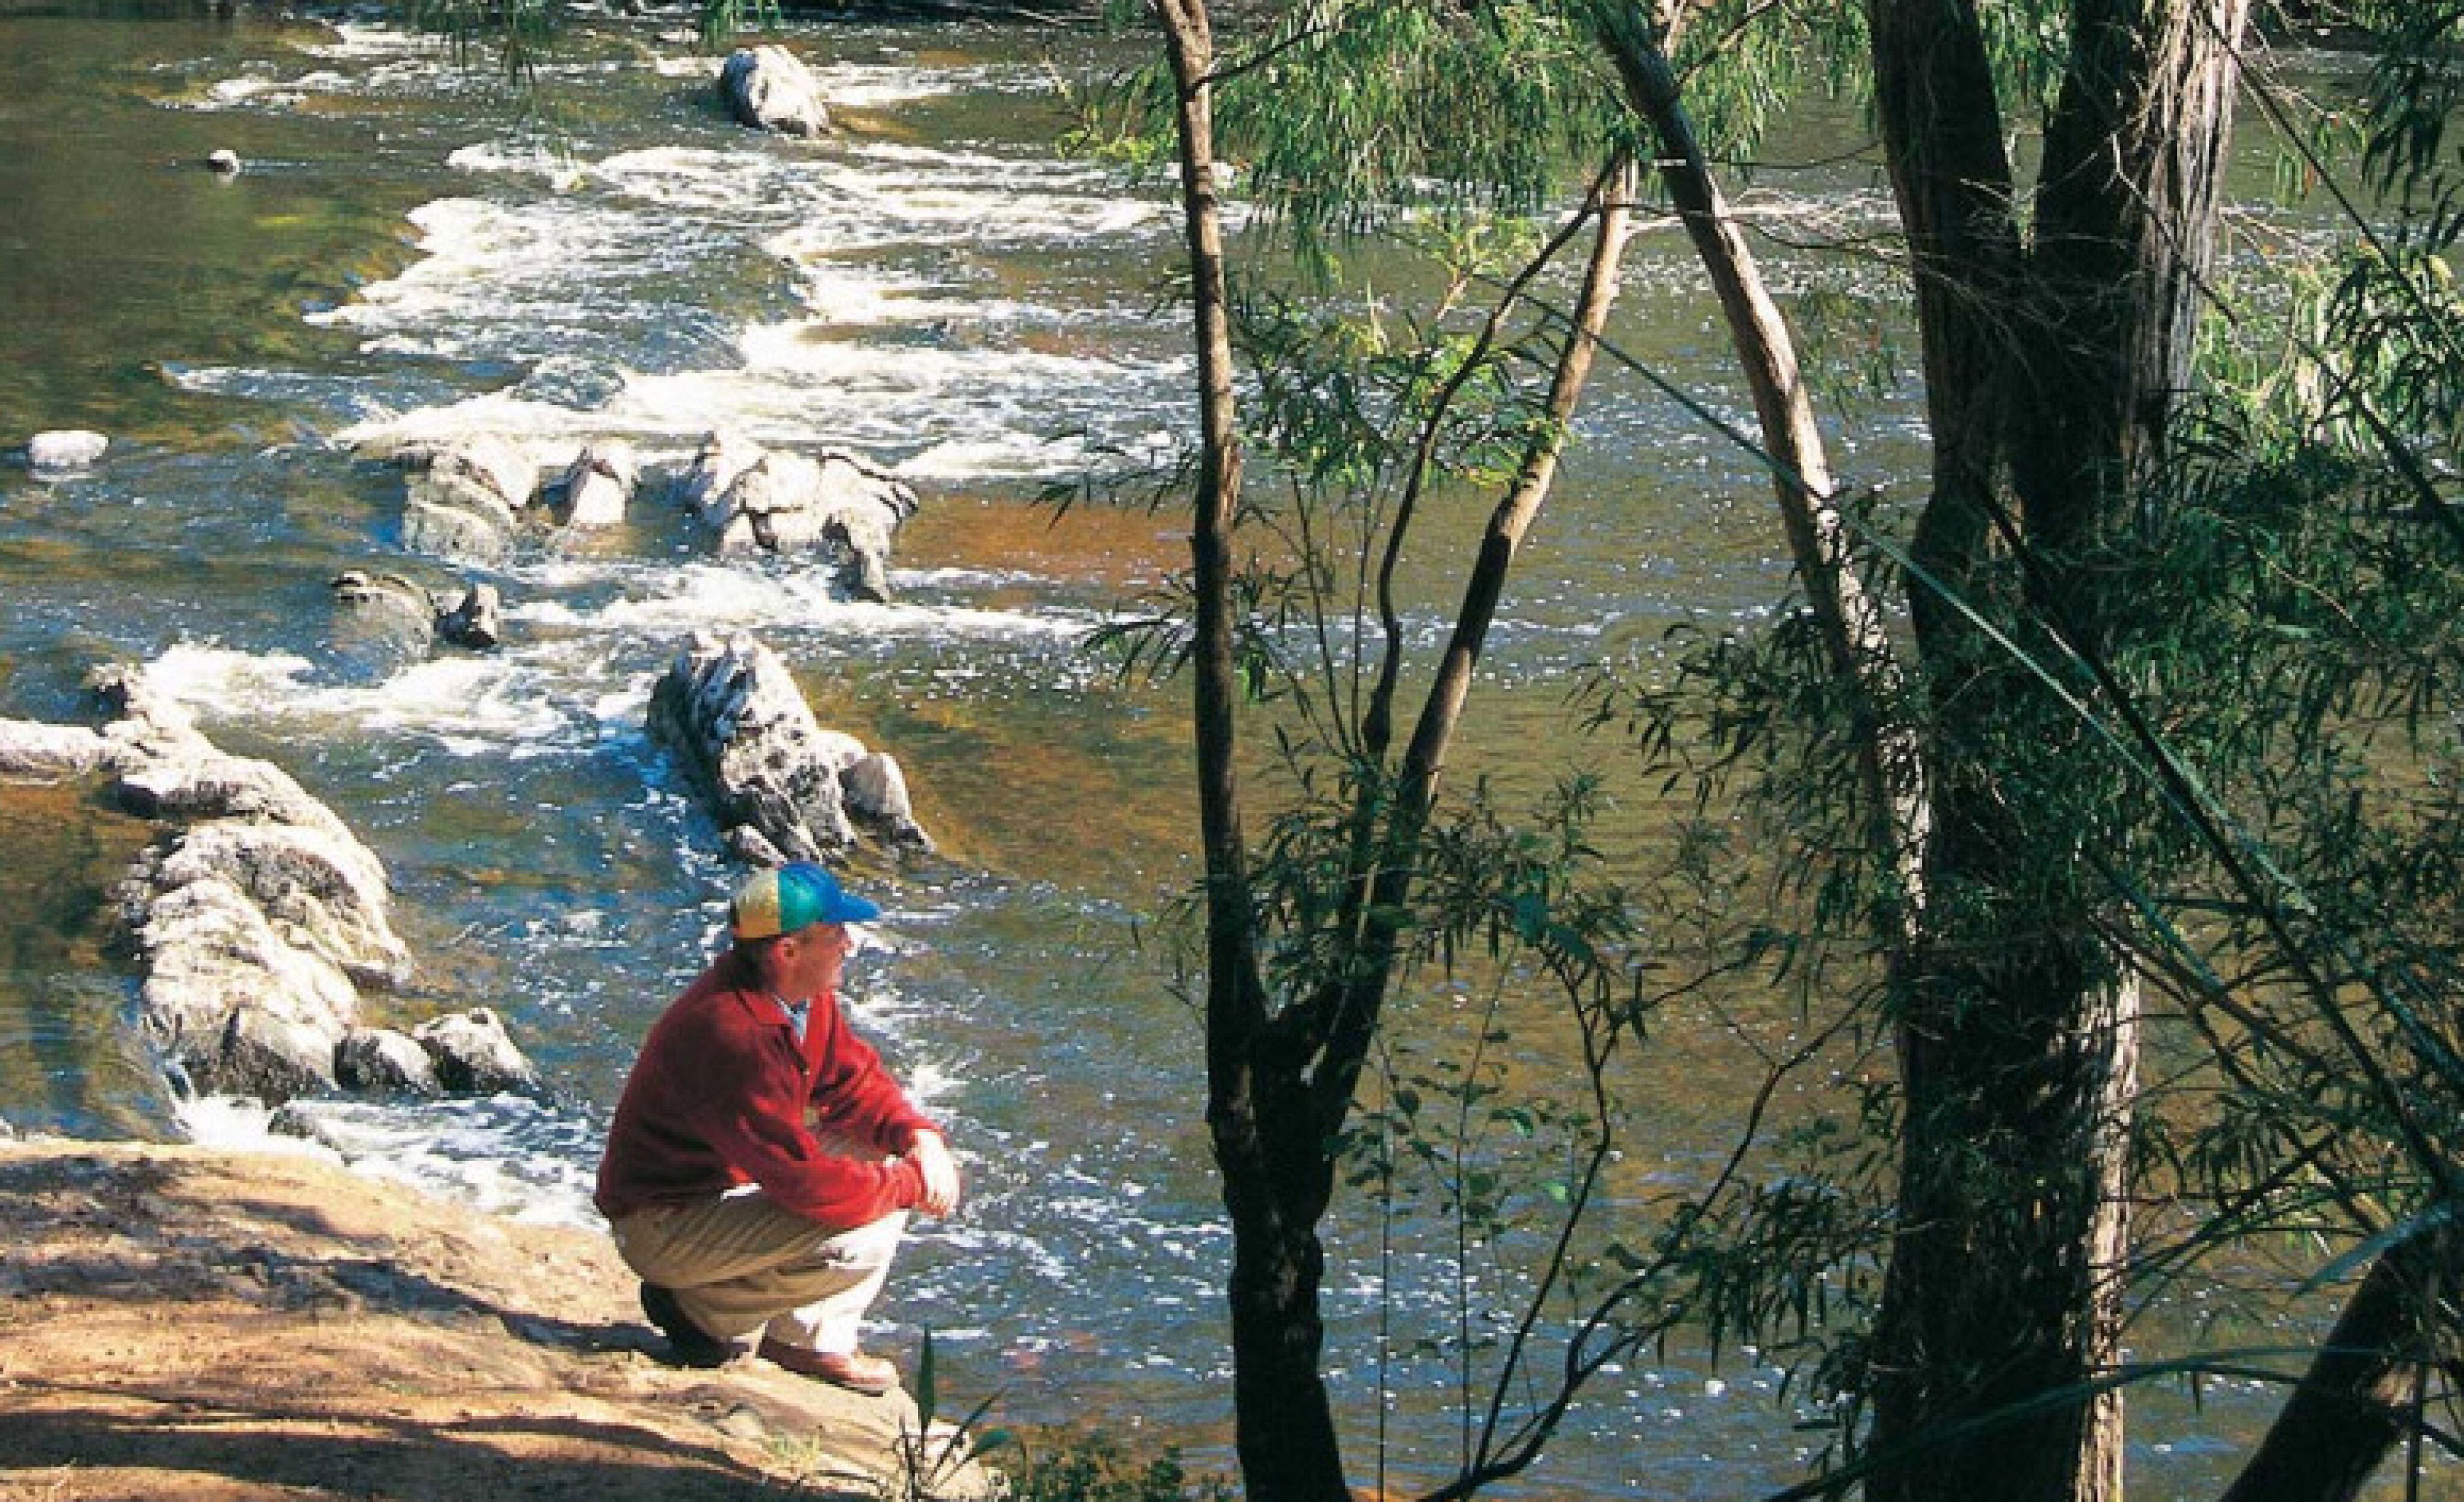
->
[730,861,881,939]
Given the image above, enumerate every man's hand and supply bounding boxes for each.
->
[908,1130,961,1217]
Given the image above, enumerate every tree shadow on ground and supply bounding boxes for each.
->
[1,1397,874,1501]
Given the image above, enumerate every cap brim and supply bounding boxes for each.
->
[826,891,882,924]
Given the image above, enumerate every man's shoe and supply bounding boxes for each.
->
[639,1282,733,1368]
[758,1337,899,1395]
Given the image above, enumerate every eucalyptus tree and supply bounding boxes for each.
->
[1597,4,2464,1502]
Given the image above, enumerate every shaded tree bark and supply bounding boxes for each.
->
[1591,2,1929,931]
[1860,5,2253,1502]
[1153,5,1351,1498]
[2222,1222,2464,1502]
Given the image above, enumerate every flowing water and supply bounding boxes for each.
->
[0,4,2398,1496]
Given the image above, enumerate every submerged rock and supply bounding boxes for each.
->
[719,45,828,137]
[648,631,932,860]
[677,434,916,602]
[333,570,505,653]
[332,568,435,623]
[26,430,107,474]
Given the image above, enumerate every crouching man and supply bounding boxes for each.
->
[595,861,959,1394]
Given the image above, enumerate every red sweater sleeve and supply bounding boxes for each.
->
[805,990,938,1155]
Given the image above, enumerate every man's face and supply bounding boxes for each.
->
[772,921,852,1000]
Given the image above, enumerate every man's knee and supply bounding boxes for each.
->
[825,1210,908,1270]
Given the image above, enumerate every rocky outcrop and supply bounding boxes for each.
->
[396,434,541,564]
[719,45,829,137]
[647,632,931,860]
[556,439,637,528]
[86,668,411,1101]
[331,569,437,636]
[26,430,108,475]
[333,570,505,652]
[0,719,117,780]
[0,1142,997,1502]
[676,433,916,602]
[0,665,532,1106]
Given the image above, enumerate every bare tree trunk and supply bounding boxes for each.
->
[1153,8,1647,1497]
[1153,4,1352,1498]
[1591,1,1928,932]
[2222,1222,2464,1502]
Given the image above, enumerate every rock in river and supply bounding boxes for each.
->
[719,45,829,137]
[676,432,916,602]
[1,664,535,1106]
[25,429,108,474]
[648,631,931,860]
[395,433,542,564]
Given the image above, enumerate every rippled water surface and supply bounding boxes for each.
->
[0,4,2404,1496]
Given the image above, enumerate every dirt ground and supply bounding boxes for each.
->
[0,1139,989,1502]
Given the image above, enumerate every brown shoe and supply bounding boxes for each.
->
[758,1337,898,1395]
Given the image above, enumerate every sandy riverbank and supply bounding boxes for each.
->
[0,1138,988,1501]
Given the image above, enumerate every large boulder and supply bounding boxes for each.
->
[131,872,364,1097]
[678,435,916,602]
[719,45,829,137]
[331,569,439,635]
[332,570,506,655]
[211,1003,345,1102]
[336,1026,442,1097]
[0,718,116,780]
[648,632,931,860]
[75,667,408,1103]
[434,581,504,650]
[8,665,544,1109]
[674,430,759,516]
[142,820,409,989]
[397,434,540,564]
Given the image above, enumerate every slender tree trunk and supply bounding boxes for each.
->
[1152,9,1645,1497]
[1592,1,1928,930]
[1154,4,1352,1497]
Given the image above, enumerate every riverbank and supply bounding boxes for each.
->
[0,1136,988,1501]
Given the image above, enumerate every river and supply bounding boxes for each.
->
[0,2,2404,1497]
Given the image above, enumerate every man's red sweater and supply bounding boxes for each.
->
[595,948,936,1229]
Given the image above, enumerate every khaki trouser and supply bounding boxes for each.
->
[611,1191,908,1355]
